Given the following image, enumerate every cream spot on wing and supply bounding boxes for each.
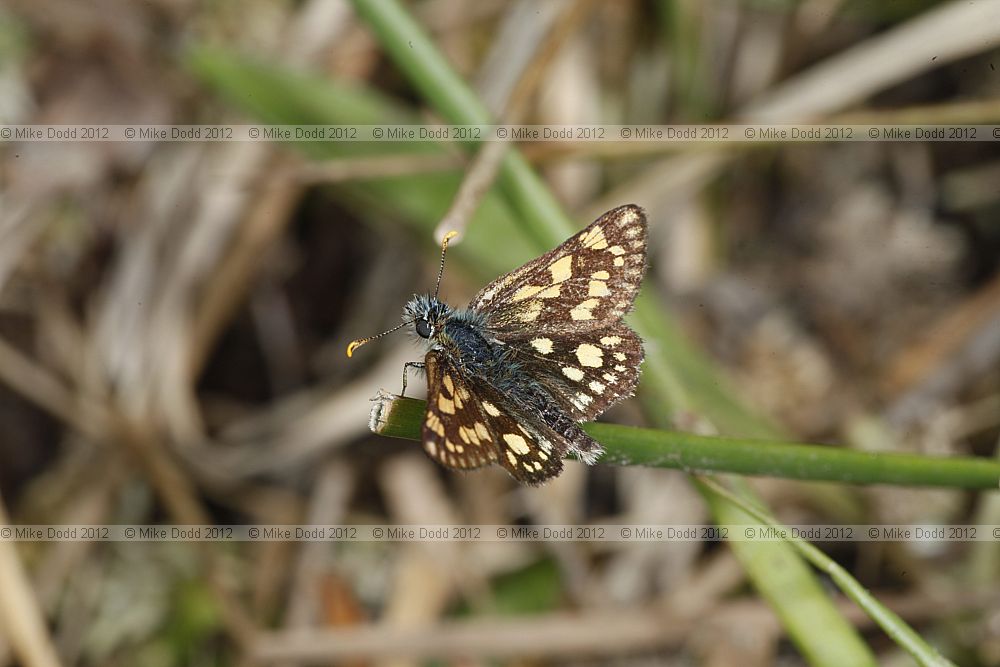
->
[445,439,456,452]
[603,372,617,382]
[457,387,470,401]
[523,462,535,472]
[601,335,622,346]
[482,401,501,417]
[588,280,609,297]
[608,245,626,256]
[442,375,454,395]
[537,450,548,460]
[575,343,603,367]
[458,427,471,444]
[570,298,599,321]
[591,270,610,280]
[506,450,518,466]
[589,381,605,394]
[512,284,545,302]
[624,225,640,238]
[530,337,554,354]
[562,366,585,381]
[614,352,626,361]
[619,208,639,225]
[438,395,455,414]
[536,284,561,299]
[576,393,594,406]
[548,255,573,283]
[533,461,543,471]
[519,300,543,322]
[455,443,464,453]
[632,239,645,249]
[581,226,608,250]
[503,433,531,455]
[426,440,437,456]
[614,364,626,372]
[614,256,625,266]
[474,422,491,442]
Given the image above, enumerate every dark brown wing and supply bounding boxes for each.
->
[422,350,565,483]
[469,205,646,336]
[502,321,644,421]
[421,350,498,470]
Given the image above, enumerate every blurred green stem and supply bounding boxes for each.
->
[349,0,573,252]
[699,478,958,667]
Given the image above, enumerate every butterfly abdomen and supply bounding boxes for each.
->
[516,383,603,464]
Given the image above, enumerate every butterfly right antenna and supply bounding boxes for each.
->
[433,231,458,300]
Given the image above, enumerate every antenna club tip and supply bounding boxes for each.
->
[346,340,362,358]
[442,230,459,244]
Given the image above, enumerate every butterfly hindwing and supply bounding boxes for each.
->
[504,321,644,421]
[469,205,646,336]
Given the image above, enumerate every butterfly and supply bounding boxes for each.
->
[348,205,646,484]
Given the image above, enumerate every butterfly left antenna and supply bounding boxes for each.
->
[346,319,413,357]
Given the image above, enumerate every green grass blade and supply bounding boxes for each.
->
[700,478,958,667]
[701,485,878,667]
[373,396,1000,489]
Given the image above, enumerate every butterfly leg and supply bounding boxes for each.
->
[401,361,426,397]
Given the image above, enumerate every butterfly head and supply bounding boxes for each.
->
[403,294,452,342]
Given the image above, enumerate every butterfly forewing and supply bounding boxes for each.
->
[496,418,566,484]
[470,205,646,336]
[469,379,567,484]
[421,350,498,470]
[422,350,566,483]
[505,322,644,421]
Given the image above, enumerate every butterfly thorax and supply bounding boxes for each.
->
[406,297,513,380]
[405,295,596,459]
[404,294,559,407]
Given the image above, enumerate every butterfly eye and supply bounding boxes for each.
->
[415,318,433,338]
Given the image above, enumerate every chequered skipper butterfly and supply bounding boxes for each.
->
[348,205,646,484]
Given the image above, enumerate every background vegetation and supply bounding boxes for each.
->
[1,1,999,665]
